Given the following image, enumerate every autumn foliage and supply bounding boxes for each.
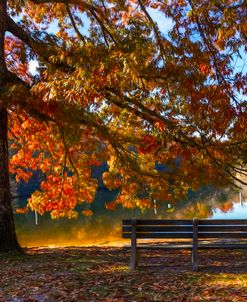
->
[1,0,246,218]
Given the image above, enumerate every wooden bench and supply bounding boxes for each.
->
[122,218,247,270]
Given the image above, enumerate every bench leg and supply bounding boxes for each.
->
[192,218,198,271]
[130,246,138,270]
[192,247,198,271]
[130,219,137,270]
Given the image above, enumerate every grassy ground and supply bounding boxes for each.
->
[1,246,247,301]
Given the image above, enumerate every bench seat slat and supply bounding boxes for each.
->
[123,225,247,233]
[123,232,193,239]
[125,244,247,250]
[199,219,247,225]
[123,219,247,226]
[199,232,247,238]
[123,232,247,239]
[198,244,247,249]
[198,226,247,232]
[123,219,192,226]
[137,244,192,250]
[123,226,193,232]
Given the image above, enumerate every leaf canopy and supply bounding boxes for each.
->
[0,0,246,218]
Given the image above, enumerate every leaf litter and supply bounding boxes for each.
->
[0,247,247,301]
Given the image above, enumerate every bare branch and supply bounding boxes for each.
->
[137,0,167,60]
[66,4,86,43]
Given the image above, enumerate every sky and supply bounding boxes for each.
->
[28,8,174,74]
[213,202,247,219]
[27,6,246,91]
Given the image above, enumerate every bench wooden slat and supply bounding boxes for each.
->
[123,232,247,239]
[198,226,247,231]
[123,225,247,232]
[123,226,193,232]
[123,219,247,226]
[123,232,193,239]
[198,244,247,249]
[198,219,247,225]
[127,244,247,250]
[137,244,192,250]
[123,219,192,226]
[199,232,247,238]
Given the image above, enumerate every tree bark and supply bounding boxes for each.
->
[0,108,22,252]
[0,0,22,252]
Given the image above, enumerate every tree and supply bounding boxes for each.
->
[0,0,246,251]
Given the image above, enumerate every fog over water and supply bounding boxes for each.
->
[14,183,247,247]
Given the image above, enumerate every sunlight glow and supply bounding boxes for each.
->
[28,60,39,75]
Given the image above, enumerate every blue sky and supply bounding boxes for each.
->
[28,8,174,74]
[28,8,246,84]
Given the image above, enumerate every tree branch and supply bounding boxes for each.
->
[66,4,86,43]
[137,0,167,60]
[7,16,73,72]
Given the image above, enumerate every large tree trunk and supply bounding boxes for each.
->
[0,0,22,252]
[0,109,21,252]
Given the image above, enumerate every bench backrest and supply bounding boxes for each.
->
[122,219,247,239]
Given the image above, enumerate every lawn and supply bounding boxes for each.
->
[1,247,247,301]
